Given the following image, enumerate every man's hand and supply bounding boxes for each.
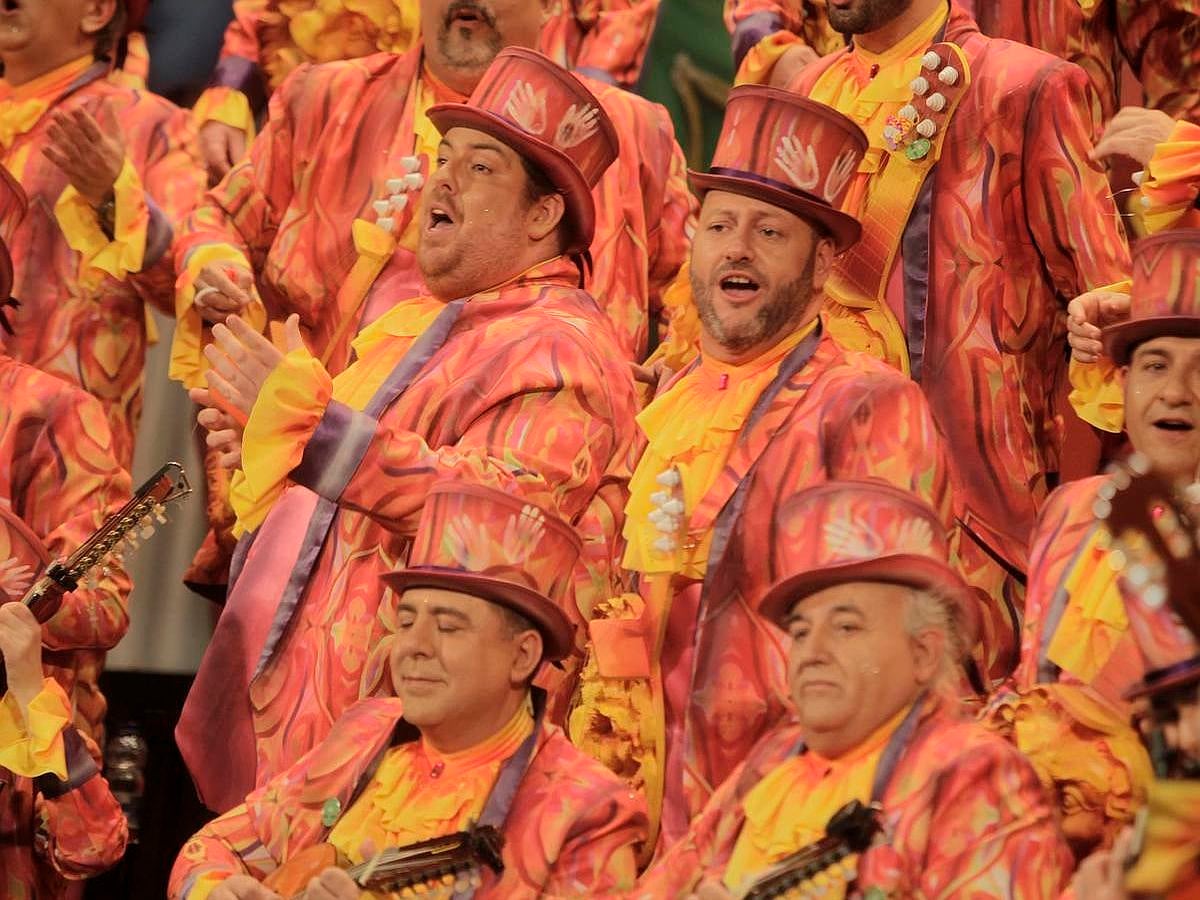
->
[199,120,249,186]
[1092,106,1176,167]
[190,395,245,469]
[1069,827,1135,900]
[208,875,282,900]
[201,313,304,424]
[0,602,45,713]
[1068,289,1132,363]
[0,557,34,601]
[690,879,734,900]
[43,106,125,206]
[297,867,363,900]
[193,262,255,325]
[770,42,819,89]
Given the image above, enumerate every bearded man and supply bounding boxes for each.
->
[176,49,640,815]
[569,84,953,849]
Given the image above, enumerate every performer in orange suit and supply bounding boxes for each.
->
[176,49,640,815]
[195,0,662,183]
[169,485,646,900]
[569,86,954,850]
[637,481,1070,899]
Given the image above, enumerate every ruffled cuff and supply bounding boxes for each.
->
[1068,357,1123,433]
[1140,120,1200,236]
[0,677,70,779]
[55,157,148,285]
[192,86,257,140]
[169,243,264,389]
[735,30,802,86]
[230,347,333,536]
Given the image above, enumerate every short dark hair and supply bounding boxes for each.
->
[519,154,571,255]
[498,603,537,640]
[93,1,128,63]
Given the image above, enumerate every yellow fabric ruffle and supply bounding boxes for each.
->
[735,31,802,87]
[1044,524,1129,684]
[231,347,333,537]
[169,243,266,389]
[0,96,47,149]
[0,54,93,149]
[1125,778,1200,894]
[327,698,532,859]
[191,86,258,141]
[55,156,149,287]
[623,321,815,578]
[723,703,912,895]
[0,677,70,780]
[288,0,420,65]
[1069,358,1123,433]
[1140,120,1200,236]
[647,261,702,375]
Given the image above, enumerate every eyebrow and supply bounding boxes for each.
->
[395,602,472,622]
[784,603,864,627]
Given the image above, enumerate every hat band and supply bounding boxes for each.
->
[1144,653,1200,692]
[707,166,834,211]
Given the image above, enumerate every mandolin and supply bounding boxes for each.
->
[737,800,882,900]
[262,823,505,899]
[0,461,192,692]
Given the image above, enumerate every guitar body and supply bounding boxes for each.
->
[263,844,345,896]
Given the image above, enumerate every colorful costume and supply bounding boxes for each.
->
[638,694,1072,898]
[0,356,133,744]
[170,696,645,900]
[0,56,204,469]
[177,51,641,814]
[727,0,1200,124]
[0,677,129,898]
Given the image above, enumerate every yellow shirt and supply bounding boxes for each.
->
[327,699,534,861]
[623,321,817,579]
[723,704,913,896]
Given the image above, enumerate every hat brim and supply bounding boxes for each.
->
[1123,656,1200,701]
[380,568,574,662]
[688,170,862,253]
[1103,316,1200,366]
[428,104,599,254]
[759,555,981,651]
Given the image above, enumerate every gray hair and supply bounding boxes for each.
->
[903,587,965,686]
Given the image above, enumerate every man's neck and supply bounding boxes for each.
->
[855,0,945,55]
[700,314,817,367]
[421,693,529,756]
[2,45,93,88]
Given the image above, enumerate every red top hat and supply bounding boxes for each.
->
[428,47,619,255]
[758,481,980,648]
[689,85,867,252]
[1104,229,1200,365]
[380,483,579,661]
[123,0,149,35]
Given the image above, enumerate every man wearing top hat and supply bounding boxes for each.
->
[637,480,1071,900]
[179,48,640,815]
[169,483,647,900]
[569,84,954,849]
[1005,231,1200,861]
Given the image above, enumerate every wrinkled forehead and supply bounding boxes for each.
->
[439,127,523,167]
[783,581,912,627]
[699,189,803,227]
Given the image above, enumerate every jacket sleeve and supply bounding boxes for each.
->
[169,800,280,900]
[34,727,129,880]
[1117,0,1200,122]
[1021,61,1132,302]
[9,385,132,651]
[569,0,661,88]
[541,780,648,894]
[725,0,838,82]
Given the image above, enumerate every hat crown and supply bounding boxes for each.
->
[464,47,618,191]
[1130,229,1200,323]
[709,86,868,211]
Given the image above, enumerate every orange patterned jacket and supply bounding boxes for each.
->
[170,696,647,899]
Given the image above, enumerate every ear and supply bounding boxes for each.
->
[525,191,566,244]
[509,629,544,685]
[809,235,837,293]
[80,0,120,37]
[908,627,946,686]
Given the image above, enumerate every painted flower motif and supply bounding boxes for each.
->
[774,134,820,191]
[504,81,548,136]
[824,148,859,202]
[553,103,600,150]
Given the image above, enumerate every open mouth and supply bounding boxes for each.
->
[1153,417,1194,433]
[445,1,493,28]
[718,272,762,302]
[427,205,456,232]
[1,1,21,14]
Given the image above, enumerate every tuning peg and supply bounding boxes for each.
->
[153,504,168,524]
[140,524,156,539]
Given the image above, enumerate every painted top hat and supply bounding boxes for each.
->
[1104,229,1200,365]
[689,85,867,252]
[758,480,980,648]
[380,483,579,661]
[428,47,619,255]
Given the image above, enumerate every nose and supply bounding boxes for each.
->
[395,612,437,656]
[789,622,832,672]
[1159,367,1193,406]
[721,222,755,266]
[1175,704,1200,759]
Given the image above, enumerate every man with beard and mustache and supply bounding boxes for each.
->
[175,49,641,816]
[168,0,692,596]
[745,0,1131,681]
[569,85,955,850]
[194,0,662,184]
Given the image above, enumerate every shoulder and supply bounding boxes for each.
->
[583,76,675,135]
[526,726,643,811]
[0,358,104,427]
[811,343,924,401]
[1038,476,1105,533]
[275,48,418,108]
[904,705,1042,788]
[968,34,1091,102]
